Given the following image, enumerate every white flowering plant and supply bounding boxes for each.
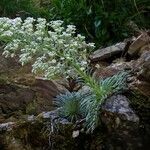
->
[0,17,128,133]
[0,17,95,79]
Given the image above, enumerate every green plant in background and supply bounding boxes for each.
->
[49,0,150,47]
[0,0,51,18]
[0,0,149,47]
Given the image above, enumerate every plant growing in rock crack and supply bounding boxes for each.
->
[0,17,128,133]
[55,71,128,133]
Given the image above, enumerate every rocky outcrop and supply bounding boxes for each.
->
[90,31,150,149]
[0,79,68,123]
[92,31,150,94]
[0,49,68,123]
[0,31,150,150]
[0,109,77,150]
[1,93,147,150]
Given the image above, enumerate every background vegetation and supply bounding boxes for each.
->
[0,0,50,18]
[0,0,149,47]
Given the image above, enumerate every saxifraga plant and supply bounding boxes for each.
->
[0,17,128,133]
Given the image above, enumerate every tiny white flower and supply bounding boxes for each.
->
[51,59,57,63]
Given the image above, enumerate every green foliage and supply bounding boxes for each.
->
[0,0,149,46]
[49,0,150,47]
[55,92,84,122]
[0,0,50,18]
[65,59,128,133]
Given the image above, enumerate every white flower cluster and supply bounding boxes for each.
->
[0,17,95,79]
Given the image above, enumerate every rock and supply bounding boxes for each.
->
[137,51,150,82]
[33,77,68,98]
[101,95,143,149]
[0,51,20,74]
[139,44,150,55]
[0,50,32,78]
[129,50,150,82]
[90,42,125,61]
[27,115,35,121]
[102,95,139,122]
[0,77,68,122]
[72,130,80,138]
[31,77,68,113]
[128,32,150,56]
[127,89,150,149]
[110,61,132,72]
[111,58,132,71]
[92,67,120,80]
[130,80,150,97]
[0,122,15,132]
[0,83,35,121]
[0,109,76,150]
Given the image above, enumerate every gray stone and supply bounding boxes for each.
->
[90,42,125,61]
[102,95,139,122]
[0,122,15,132]
[138,51,150,82]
